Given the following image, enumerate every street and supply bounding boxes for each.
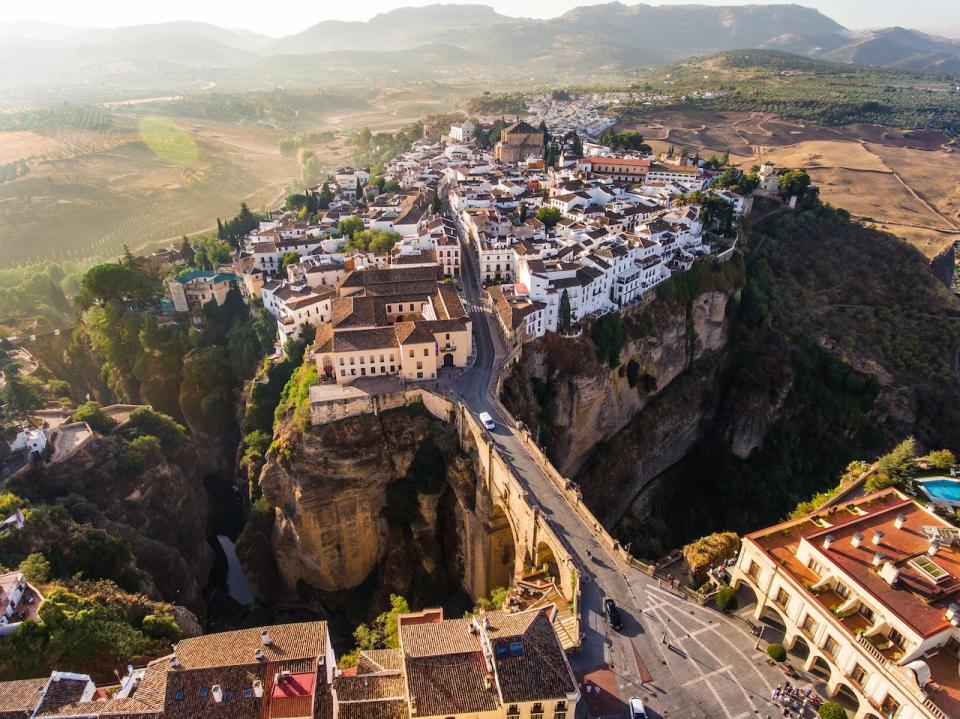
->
[446,193,790,718]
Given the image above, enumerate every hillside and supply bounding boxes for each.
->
[5,4,960,97]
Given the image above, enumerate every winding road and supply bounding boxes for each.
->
[444,188,791,718]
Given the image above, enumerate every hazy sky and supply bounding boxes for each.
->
[6,0,960,38]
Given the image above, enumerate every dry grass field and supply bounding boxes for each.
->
[619,110,960,261]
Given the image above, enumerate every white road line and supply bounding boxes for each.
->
[681,664,734,687]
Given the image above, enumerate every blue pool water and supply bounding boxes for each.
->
[919,479,960,503]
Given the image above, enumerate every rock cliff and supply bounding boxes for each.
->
[502,287,734,477]
[244,403,479,627]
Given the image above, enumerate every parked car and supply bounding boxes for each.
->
[628,696,647,719]
[479,411,496,430]
[603,597,623,631]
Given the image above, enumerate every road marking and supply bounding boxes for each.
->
[681,664,734,687]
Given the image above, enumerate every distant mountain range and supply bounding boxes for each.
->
[2,3,959,95]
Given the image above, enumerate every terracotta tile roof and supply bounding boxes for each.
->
[404,652,496,717]
[334,674,406,702]
[357,650,402,675]
[173,622,327,670]
[332,327,400,352]
[486,609,576,703]
[401,617,480,658]
[337,699,408,719]
[34,676,90,716]
[0,678,44,719]
[394,322,435,346]
[162,664,268,719]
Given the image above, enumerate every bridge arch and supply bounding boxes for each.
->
[533,540,561,583]
[488,503,519,592]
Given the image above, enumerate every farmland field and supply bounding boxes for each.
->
[617,110,960,262]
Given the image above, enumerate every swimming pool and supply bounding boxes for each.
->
[918,478,960,507]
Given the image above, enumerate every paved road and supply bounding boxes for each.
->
[446,196,789,718]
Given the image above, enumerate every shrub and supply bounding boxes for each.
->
[19,552,50,583]
[867,437,917,491]
[818,701,847,719]
[141,612,182,641]
[124,407,186,448]
[71,401,116,435]
[925,449,957,470]
[715,587,737,612]
[766,643,787,662]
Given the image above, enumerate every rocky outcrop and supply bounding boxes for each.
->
[503,289,734,476]
[249,403,478,617]
[5,435,213,615]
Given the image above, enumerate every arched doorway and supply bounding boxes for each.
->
[489,504,517,591]
[759,604,787,631]
[788,635,811,661]
[832,682,860,715]
[443,353,454,368]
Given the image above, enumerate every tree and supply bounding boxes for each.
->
[316,182,334,210]
[818,702,847,719]
[431,192,441,214]
[19,553,51,584]
[868,437,917,491]
[926,449,956,469]
[591,313,627,368]
[673,193,688,208]
[350,594,411,651]
[779,169,812,201]
[72,401,116,435]
[559,289,572,333]
[281,251,301,271]
[2,373,44,421]
[79,263,146,305]
[535,206,562,229]
[179,236,195,266]
[519,203,527,223]
[337,216,365,239]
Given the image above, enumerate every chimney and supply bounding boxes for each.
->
[946,603,960,622]
[170,656,180,669]
[261,630,272,646]
[872,552,884,567]
[823,534,834,551]
[252,680,264,698]
[871,530,885,546]
[851,532,864,549]
[212,685,223,703]
[894,513,907,530]
[879,561,900,586]
[254,649,266,662]
[929,539,942,557]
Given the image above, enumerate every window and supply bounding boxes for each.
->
[858,604,874,622]
[423,348,429,356]
[850,663,867,687]
[801,615,816,635]
[823,635,839,658]
[175,689,185,702]
[775,588,790,609]
[339,358,345,366]
[390,365,395,373]
[340,370,346,377]
[409,350,414,358]
[880,695,900,718]
[380,354,385,362]
[224,689,233,702]
[888,628,906,649]
[507,706,520,719]
[199,687,209,700]
[349,357,355,365]
[243,688,253,699]
[531,703,544,719]
[359,356,364,364]
[835,583,849,599]
[807,558,824,576]
[416,361,423,370]
[554,702,567,719]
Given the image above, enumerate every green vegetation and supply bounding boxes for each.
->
[0,580,179,680]
[766,643,787,662]
[351,123,424,171]
[535,206,562,229]
[714,586,737,612]
[466,92,527,116]
[274,359,319,433]
[618,50,960,138]
[280,130,336,156]
[71,401,116,435]
[0,105,112,132]
[591,313,628,368]
[343,229,401,254]
[138,117,199,166]
[925,449,957,469]
[818,702,847,719]
[339,594,410,668]
[790,461,870,518]
[867,437,917,491]
[598,128,651,153]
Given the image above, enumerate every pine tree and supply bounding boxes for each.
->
[559,289,571,333]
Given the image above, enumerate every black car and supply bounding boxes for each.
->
[603,597,623,631]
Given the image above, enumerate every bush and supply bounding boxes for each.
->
[124,407,186,448]
[19,552,50,583]
[127,435,162,463]
[71,401,116,435]
[141,612,181,641]
[766,643,787,662]
[867,437,917,491]
[715,587,737,612]
[818,701,847,719]
[925,449,957,470]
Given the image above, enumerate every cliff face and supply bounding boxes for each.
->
[507,210,960,562]
[5,435,213,615]
[502,289,734,476]
[248,404,478,623]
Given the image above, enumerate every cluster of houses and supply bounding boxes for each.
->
[0,606,579,719]
[161,110,756,385]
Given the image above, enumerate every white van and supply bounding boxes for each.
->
[479,412,496,430]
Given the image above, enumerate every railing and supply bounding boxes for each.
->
[856,634,948,719]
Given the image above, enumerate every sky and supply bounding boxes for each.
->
[4,0,959,38]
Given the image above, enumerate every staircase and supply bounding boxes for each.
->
[528,583,579,651]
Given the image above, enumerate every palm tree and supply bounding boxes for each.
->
[673,193,688,208]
